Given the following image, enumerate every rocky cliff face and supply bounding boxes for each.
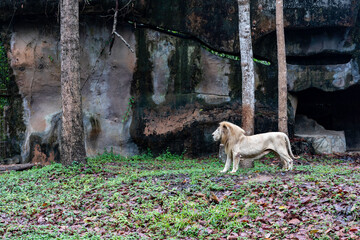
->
[2,0,360,162]
[8,18,139,162]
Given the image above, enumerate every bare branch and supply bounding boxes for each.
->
[108,0,119,55]
[111,0,119,35]
[119,0,133,12]
[109,0,134,55]
[114,31,134,53]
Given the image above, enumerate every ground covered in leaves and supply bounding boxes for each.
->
[0,151,359,239]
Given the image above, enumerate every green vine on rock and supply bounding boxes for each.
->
[128,21,271,66]
[122,96,135,123]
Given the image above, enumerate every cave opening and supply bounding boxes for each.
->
[294,85,360,151]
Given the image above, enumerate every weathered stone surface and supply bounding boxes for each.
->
[252,0,358,38]
[295,115,346,154]
[196,49,231,104]
[9,18,138,162]
[28,112,61,165]
[285,26,360,92]
[1,155,21,165]
[131,100,278,156]
[291,138,315,156]
[146,30,175,105]
[218,144,226,163]
[255,26,360,93]
[295,86,360,151]
[134,0,359,53]
[129,27,282,156]
[131,103,242,156]
[3,0,360,161]
[288,60,360,92]
[81,20,139,157]
[2,0,357,54]
[0,0,118,22]
[31,143,53,166]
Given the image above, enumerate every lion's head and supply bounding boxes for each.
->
[212,121,246,144]
[212,126,222,142]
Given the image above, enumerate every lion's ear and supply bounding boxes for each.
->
[222,124,228,134]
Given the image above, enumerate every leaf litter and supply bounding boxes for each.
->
[0,152,359,239]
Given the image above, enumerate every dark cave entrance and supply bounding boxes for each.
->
[294,85,360,151]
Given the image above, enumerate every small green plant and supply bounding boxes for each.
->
[155,148,184,161]
[122,96,135,123]
[48,55,54,62]
[131,149,153,161]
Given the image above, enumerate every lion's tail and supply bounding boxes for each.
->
[285,135,300,159]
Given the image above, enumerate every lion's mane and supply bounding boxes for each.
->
[219,121,245,158]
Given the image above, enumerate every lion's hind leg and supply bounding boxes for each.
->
[287,156,294,170]
[278,153,293,171]
[230,152,240,173]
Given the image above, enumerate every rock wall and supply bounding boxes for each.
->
[130,28,277,156]
[8,17,139,162]
[2,0,360,161]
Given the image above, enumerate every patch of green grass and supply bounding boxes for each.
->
[0,151,359,239]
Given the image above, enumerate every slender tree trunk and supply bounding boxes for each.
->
[238,0,255,135]
[276,0,288,134]
[60,0,86,165]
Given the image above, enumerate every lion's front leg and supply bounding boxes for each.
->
[220,154,232,173]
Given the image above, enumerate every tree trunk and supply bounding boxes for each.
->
[238,0,255,136]
[60,0,86,165]
[276,0,288,134]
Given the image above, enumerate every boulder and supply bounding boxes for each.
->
[295,115,346,154]
[218,144,226,163]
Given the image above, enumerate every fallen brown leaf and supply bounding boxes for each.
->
[227,232,239,240]
[209,192,220,204]
[288,218,301,225]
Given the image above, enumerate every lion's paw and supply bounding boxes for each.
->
[220,170,227,173]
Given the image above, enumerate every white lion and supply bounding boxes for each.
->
[212,121,297,173]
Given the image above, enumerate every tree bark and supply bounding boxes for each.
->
[60,0,86,165]
[238,0,255,135]
[276,0,288,134]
